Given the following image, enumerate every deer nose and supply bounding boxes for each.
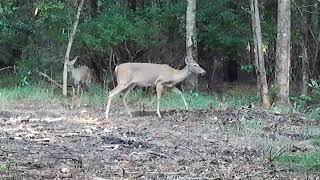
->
[201,70,206,75]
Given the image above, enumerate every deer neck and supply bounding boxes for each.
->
[174,65,192,83]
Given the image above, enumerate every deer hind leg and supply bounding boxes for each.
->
[105,84,129,118]
[156,83,164,118]
[171,87,188,110]
[71,86,75,109]
[122,84,135,118]
[77,84,81,108]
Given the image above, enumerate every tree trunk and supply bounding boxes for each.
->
[250,0,271,108]
[274,0,291,107]
[301,2,309,96]
[186,0,198,88]
[301,43,309,95]
[90,0,98,18]
[62,0,85,96]
[312,1,319,78]
[127,0,137,11]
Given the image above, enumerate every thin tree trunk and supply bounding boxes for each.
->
[250,0,271,108]
[274,0,291,107]
[312,1,319,78]
[301,43,309,95]
[186,0,198,88]
[301,1,309,95]
[62,0,85,96]
[90,0,98,18]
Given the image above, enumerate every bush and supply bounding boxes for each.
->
[16,58,42,86]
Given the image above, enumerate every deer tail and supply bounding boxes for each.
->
[114,65,119,83]
[114,66,119,75]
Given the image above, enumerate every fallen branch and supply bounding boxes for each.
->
[37,71,63,89]
[0,66,14,72]
[180,143,206,161]
[147,150,172,159]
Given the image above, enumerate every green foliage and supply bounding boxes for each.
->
[77,2,185,52]
[80,83,108,106]
[197,0,251,56]
[78,12,156,50]
[309,79,320,98]
[307,107,320,120]
[0,163,8,173]
[241,64,255,74]
[34,1,69,40]
[160,91,218,110]
[0,85,62,109]
[277,150,320,171]
[312,135,320,147]
[16,59,42,86]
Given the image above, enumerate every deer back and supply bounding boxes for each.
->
[115,63,177,86]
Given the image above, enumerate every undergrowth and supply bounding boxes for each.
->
[232,116,320,173]
[282,134,320,172]
[1,80,320,121]
[0,85,62,109]
[276,150,320,171]
[0,82,260,110]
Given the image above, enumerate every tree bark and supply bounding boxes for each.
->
[301,1,309,95]
[301,42,309,95]
[90,0,98,18]
[250,0,271,108]
[186,0,198,88]
[127,0,137,11]
[62,0,85,96]
[274,0,291,107]
[312,1,319,78]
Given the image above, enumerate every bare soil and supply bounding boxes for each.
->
[0,102,319,179]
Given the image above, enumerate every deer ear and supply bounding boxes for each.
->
[185,56,192,64]
[69,56,79,65]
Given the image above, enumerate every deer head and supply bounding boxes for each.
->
[185,56,206,75]
[67,56,79,72]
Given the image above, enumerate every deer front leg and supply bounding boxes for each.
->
[171,87,188,110]
[156,83,164,118]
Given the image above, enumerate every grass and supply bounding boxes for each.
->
[0,81,260,111]
[307,107,320,120]
[276,150,320,171]
[274,129,320,172]
[0,163,8,173]
[230,114,320,173]
[0,85,63,109]
[126,90,219,110]
[273,132,320,172]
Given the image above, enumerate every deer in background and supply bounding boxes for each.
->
[105,56,206,118]
[67,56,92,108]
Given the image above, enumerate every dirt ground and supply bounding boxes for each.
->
[0,101,320,179]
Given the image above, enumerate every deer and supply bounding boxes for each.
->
[105,56,206,118]
[67,56,92,108]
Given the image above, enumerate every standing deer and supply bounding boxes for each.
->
[67,56,92,108]
[105,56,206,118]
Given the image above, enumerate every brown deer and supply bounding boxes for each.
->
[67,56,92,108]
[105,56,206,118]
